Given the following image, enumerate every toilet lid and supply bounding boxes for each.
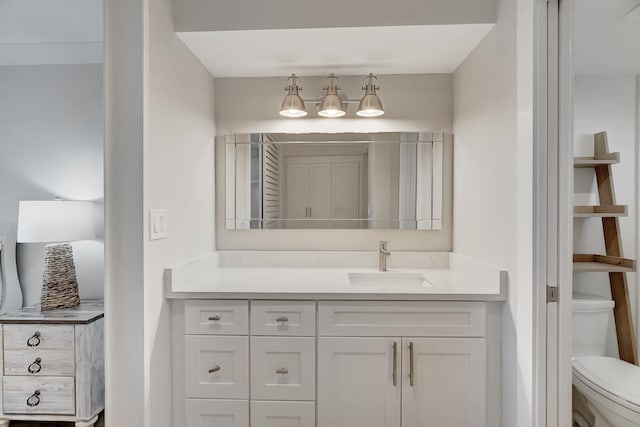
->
[573,356,640,408]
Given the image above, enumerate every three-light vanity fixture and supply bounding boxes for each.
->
[279,73,384,118]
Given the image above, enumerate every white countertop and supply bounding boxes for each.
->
[164,252,507,301]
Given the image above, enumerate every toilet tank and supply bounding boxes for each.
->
[572,293,615,357]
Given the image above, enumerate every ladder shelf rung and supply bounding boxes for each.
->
[573,254,636,273]
[574,152,620,168]
[573,205,628,218]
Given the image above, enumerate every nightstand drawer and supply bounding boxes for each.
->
[185,300,249,335]
[4,349,75,376]
[251,301,316,336]
[3,324,74,351]
[3,376,75,415]
[250,337,315,400]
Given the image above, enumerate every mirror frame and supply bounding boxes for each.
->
[224,131,445,231]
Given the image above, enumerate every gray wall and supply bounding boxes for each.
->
[0,64,104,306]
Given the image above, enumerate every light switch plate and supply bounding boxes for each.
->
[149,209,168,240]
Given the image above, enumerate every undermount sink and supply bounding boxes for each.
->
[348,272,430,287]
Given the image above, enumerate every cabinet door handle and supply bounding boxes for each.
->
[392,342,398,386]
[276,316,289,323]
[409,342,414,387]
[276,367,289,375]
[208,365,221,374]
[26,390,41,407]
[28,357,42,374]
[208,315,221,321]
[27,331,41,347]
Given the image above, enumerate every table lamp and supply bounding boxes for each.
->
[17,199,95,311]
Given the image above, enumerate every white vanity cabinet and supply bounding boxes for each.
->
[176,299,493,427]
[317,301,487,427]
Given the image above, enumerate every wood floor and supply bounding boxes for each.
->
[8,413,104,427]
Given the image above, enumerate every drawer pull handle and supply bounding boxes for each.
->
[276,367,289,375]
[28,357,42,374]
[26,390,41,407]
[392,342,398,386]
[208,365,221,374]
[409,342,415,387]
[208,315,221,321]
[276,316,289,323]
[27,332,41,347]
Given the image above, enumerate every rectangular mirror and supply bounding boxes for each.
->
[225,132,444,230]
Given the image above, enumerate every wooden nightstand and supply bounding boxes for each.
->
[0,301,104,427]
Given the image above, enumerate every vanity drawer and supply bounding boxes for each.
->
[2,376,75,415]
[251,401,316,427]
[4,349,75,376]
[250,337,315,401]
[185,399,248,427]
[251,301,316,336]
[318,301,486,337]
[3,324,74,351]
[185,335,249,399]
[185,300,248,335]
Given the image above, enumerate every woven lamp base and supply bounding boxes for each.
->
[41,243,80,311]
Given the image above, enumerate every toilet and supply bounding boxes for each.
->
[573,294,640,427]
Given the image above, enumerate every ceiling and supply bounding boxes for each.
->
[177,24,495,78]
[0,0,103,66]
[574,0,640,74]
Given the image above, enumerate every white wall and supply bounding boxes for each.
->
[0,64,104,306]
[146,0,216,426]
[453,0,534,425]
[573,74,639,357]
[215,74,454,250]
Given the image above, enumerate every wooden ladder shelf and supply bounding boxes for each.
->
[573,131,637,365]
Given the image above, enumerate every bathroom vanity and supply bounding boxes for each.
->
[166,252,506,427]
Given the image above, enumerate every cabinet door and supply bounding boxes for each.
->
[318,337,401,427]
[331,162,360,229]
[308,162,332,228]
[285,163,309,228]
[402,338,486,427]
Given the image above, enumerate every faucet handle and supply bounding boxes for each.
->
[379,240,388,249]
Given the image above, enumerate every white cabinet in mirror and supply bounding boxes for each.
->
[224,131,445,231]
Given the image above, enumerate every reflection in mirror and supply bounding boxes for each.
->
[225,132,444,230]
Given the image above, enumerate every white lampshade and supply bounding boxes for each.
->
[17,200,96,243]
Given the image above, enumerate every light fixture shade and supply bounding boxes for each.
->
[17,200,96,243]
[318,73,346,118]
[279,73,307,118]
[357,73,385,117]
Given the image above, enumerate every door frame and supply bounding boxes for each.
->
[537,0,574,425]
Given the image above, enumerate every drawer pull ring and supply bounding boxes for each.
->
[276,367,289,375]
[27,332,41,347]
[208,315,221,321]
[276,316,289,323]
[26,390,41,407]
[208,365,221,374]
[28,357,42,374]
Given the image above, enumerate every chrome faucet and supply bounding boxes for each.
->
[378,241,390,272]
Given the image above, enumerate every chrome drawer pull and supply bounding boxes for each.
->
[26,390,41,407]
[208,315,221,321]
[27,332,41,347]
[27,357,42,374]
[208,365,221,374]
[276,367,289,375]
[276,316,289,323]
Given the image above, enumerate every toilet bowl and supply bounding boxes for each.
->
[573,356,640,427]
[572,294,640,427]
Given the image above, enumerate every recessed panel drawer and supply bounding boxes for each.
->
[185,300,248,335]
[3,376,75,415]
[4,349,75,376]
[251,301,316,336]
[185,399,248,427]
[3,325,74,351]
[185,335,249,399]
[250,337,315,401]
[318,301,486,337]
[251,401,316,427]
